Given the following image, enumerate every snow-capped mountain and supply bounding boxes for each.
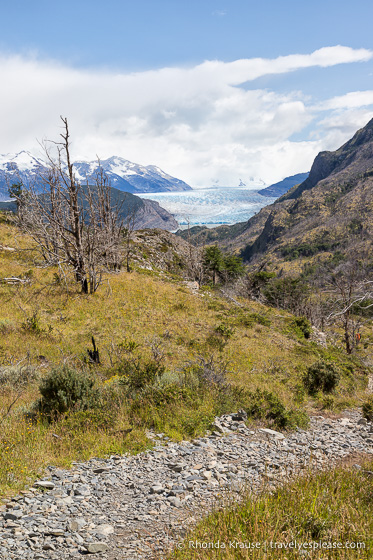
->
[73,156,192,194]
[0,152,47,199]
[0,152,192,200]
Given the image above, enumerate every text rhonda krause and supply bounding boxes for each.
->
[186,540,366,550]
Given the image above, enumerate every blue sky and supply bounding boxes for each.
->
[0,0,373,186]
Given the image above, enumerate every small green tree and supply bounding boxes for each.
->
[203,246,245,285]
[203,246,224,285]
[303,361,340,395]
[222,254,245,281]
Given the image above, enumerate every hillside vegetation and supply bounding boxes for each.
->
[0,213,371,498]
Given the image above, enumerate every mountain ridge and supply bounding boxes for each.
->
[0,151,192,200]
[0,182,179,231]
[257,172,309,198]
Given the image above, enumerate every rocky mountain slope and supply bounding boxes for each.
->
[185,119,373,263]
[0,185,179,231]
[242,119,373,262]
[133,198,178,230]
[257,172,309,198]
[0,152,192,200]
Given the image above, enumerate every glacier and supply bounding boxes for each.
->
[138,187,276,228]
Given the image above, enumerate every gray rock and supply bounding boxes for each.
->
[33,481,55,490]
[150,485,164,494]
[231,409,248,421]
[84,542,109,553]
[69,518,86,532]
[3,510,23,521]
[95,524,114,536]
[258,428,285,440]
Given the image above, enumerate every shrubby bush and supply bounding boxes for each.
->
[243,388,309,429]
[117,357,165,393]
[34,366,99,419]
[203,246,245,285]
[303,360,340,395]
[263,276,309,315]
[290,316,312,339]
[236,311,271,328]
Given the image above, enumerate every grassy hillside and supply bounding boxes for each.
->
[0,214,371,498]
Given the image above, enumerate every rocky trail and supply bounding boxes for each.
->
[0,411,372,560]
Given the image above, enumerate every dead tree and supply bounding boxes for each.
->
[16,117,124,293]
[325,259,373,354]
[87,336,100,364]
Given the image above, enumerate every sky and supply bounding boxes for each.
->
[1,0,373,188]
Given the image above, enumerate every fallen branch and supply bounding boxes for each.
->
[0,277,30,285]
[0,392,24,426]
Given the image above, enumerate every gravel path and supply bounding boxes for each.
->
[0,411,372,559]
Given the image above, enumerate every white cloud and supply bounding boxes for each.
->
[316,90,373,110]
[313,108,373,150]
[0,46,372,187]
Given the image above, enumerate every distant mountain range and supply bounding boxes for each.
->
[0,152,192,200]
[257,172,309,198]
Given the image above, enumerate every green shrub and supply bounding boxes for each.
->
[205,334,227,351]
[303,360,340,395]
[247,270,276,298]
[181,410,215,437]
[21,311,43,335]
[118,357,165,392]
[244,388,309,429]
[215,323,235,338]
[290,316,312,339]
[321,395,335,410]
[263,276,309,314]
[362,396,373,422]
[35,366,99,419]
[250,312,271,327]
[235,312,271,328]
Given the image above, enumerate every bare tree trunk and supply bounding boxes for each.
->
[15,117,125,294]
